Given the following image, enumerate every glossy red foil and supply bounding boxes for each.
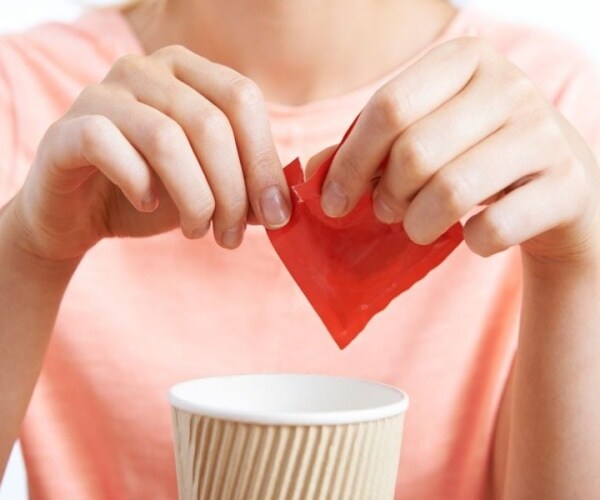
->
[267,125,464,349]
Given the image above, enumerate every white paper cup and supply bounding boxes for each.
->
[169,374,409,500]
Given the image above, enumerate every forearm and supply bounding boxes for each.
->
[501,254,600,498]
[0,196,79,476]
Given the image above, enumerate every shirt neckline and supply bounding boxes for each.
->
[265,7,471,118]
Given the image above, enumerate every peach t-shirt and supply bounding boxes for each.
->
[1,7,599,500]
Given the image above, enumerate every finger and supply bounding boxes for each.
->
[402,123,550,244]
[89,88,216,238]
[463,172,579,257]
[44,115,157,212]
[246,208,260,225]
[322,37,488,217]
[111,59,248,248]
[373,69,516,223]
[151,47,291,228]
[305,145,338,179]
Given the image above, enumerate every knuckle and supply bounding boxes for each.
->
[511,76,540,106]
[147,120,185,158]
[372,88,408,130]
[229,77,263,108]
[433,170,469,216]
[242,150,280,195]
[110,54,146,79]
[451,37,499,70]
[245,147,277,177]
[540,117,567,152]
[221,194,249,221]
[153,44,189,63]
[483,61,528,106]
[451,36,482,55]
[520,102,549,131]
[188,196,216,225]
[193,109,230,142]
[253,146,276,168]
[79,115,112,153]
[461,36,494,59]
[567,157,588,187]
[399,130,432,179]
[528,108,569,159]
[168,44,188,56]
[538,107,563,135]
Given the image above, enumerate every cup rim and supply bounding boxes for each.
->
[168,373,409,426]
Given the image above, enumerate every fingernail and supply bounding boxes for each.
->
[322,180,349,217]
[260,186,290,228]
[221,226,243,249]
[141,191,158,212]
[190,222,210,239]
[373,192,397,224]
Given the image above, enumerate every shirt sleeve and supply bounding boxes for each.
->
[0,41,16,206]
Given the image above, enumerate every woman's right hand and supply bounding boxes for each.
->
[9,45,291,262]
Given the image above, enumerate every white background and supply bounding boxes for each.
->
[1,1,599,498]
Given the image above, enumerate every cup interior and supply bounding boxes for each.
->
[169,374,408,425]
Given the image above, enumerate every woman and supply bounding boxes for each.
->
[1,0,599,498]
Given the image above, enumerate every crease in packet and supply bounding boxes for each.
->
[267,119,464,349]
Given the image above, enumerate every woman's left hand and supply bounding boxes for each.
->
[320,37,600,267]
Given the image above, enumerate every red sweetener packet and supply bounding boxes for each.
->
[267,120,463,349]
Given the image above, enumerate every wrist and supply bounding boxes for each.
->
[522,245,600,287]
[0,195,81,278]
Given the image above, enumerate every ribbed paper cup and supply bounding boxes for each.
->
[169,374,408,500]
